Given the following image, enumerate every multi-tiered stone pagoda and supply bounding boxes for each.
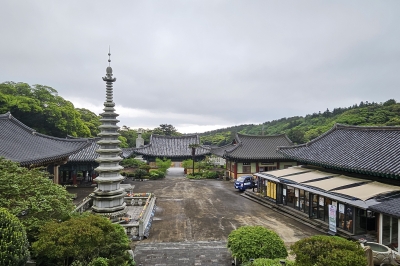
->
[91,53,127,219]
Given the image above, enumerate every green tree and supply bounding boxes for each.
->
[32,214,134,266]
[227,226,287,263]
[155,158,172,173]
[152,124,181,136]
[290,235,367,266]
[0,82,92,137]
[0,208,30,266]
[0,158,75,242]
[76,108,101,136]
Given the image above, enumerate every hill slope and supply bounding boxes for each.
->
[200,99,400,146]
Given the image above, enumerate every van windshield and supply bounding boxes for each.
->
[237,176,247,182]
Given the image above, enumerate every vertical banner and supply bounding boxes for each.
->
[329,205,337,233]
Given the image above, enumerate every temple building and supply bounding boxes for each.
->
[90,54,128,219]
[134,134,210,167]
[212,133,297,179]
[253,124,400,247]
[0,112,91,182]
[58,138,135,186]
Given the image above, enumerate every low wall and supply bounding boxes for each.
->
[73,192,157,241]
[122,193,157,240]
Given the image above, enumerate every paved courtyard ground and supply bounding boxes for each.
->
[126,167,320,266]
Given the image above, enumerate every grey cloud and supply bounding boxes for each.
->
[1,0,400,133]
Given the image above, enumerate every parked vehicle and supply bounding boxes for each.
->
[234,175,256,191]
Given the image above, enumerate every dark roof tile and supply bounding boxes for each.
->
[278,124,400,178]
[224,133,293,160]
[134,134,210,158]
[0,112,91,166]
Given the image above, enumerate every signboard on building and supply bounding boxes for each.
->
[329,204,337,233]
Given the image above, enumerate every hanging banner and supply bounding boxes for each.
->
[339,203,345,214]
[329,205,337,233]
[319,196,324,206]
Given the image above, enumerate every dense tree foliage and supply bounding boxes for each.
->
[290,235,367,266]
[32,214,134,266]
[0,207,30,266]
[227,226,287,263]
[0,158,75,242]
[0,82,98,137]
[153,124,181,136]
[200,99,400,145]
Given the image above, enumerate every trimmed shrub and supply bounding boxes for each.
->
[290,235,367,266]
[133,169,147,179]
[204,171,219,179]
[0,207,30,266]
[227,226,287,263]
[245,258,294,266]
[120,158,146,168]
[149,170,165,180]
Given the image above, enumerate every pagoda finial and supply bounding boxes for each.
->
[108,46,111,66]
[104,47,116,81]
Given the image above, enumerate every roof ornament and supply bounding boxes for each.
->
[108,46,111,66]
[104,46,115,80]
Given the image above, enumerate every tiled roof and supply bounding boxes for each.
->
[223,133,293,160]
[278,124,400,178]
[134,134,210,158]
[210,144,236,157]
[0,112,91,166]
[67,137,136,163]
[369,196,400,218]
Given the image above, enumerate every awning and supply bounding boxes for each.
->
[259,166,311,178]
[254,173,280,183]
[304,175,366,191]
[280,170,337,183]
[333,182,400,201]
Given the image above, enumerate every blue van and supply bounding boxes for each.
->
[234,175,255,191]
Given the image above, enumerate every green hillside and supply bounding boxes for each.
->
[200,99,400,146]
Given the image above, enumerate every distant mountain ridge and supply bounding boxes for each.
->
[199,99,400,146]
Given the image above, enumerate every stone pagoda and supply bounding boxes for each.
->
[91,52,127,219]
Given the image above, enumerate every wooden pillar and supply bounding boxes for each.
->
[53,165,59,184]
[256,162,259,173]
[234,162,238,179]
[72,171,77,185]
[379,213,383,244]
[277,161,280,169]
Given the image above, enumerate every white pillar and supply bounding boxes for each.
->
[379,214,383,244]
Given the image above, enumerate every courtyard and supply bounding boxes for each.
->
[127,167,320,265]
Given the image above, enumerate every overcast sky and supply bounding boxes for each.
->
[1,1,400,133]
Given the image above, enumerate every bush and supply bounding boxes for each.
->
[149,170,165,180]
[0,207,30,266]
[0,158,75,242]
[290,235,367,266]
[227,226,287,263]
[32,214,134,266]
[204,171,219,179]
[133,169,147,180]
[244,258,294,266]
[120,158,146,168]
[155,158,172,173]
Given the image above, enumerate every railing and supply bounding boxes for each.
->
[74,193,94,213]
